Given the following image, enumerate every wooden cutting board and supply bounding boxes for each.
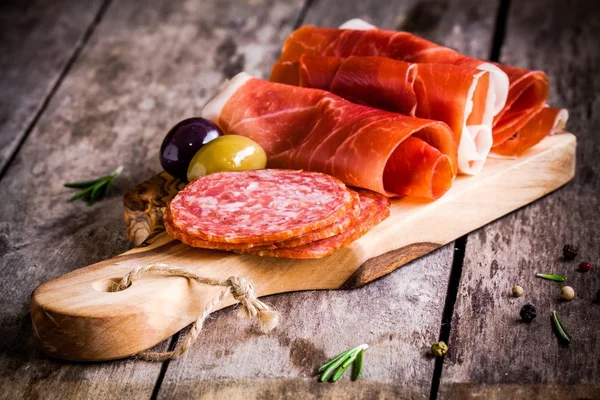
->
[30,133,576,362]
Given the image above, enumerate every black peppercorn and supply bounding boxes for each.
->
[520,304,537,323]
[596,289,600,303]
[563,244,578,260]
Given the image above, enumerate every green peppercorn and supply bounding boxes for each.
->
[431,341,448,357]
[520,304,537,323]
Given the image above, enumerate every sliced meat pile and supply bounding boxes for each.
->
[164,169,390,259]
[272,55,496,175]
[202,72,457,200]
[276,21,568,157]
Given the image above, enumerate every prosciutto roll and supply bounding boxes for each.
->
[271,55,496,174]
[202,72,457,199]
[277,20,568,157]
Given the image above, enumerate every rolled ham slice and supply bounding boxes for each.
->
[202,72,457,199]
[271,55,495,174]
[491,106,569,157]
[277,20,568,156]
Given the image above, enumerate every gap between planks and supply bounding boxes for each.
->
[429,0,511,398]
[150,0,315,397]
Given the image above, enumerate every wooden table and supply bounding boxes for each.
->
[0,0,598,398]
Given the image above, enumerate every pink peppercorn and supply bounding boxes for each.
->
[579,261,591,272]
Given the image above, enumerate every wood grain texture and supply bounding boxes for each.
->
[439,1,600,398]
[156,264,451,399]
[123,171,185,246]
[0,0,105,173]
[0,0,306,397]
[32,132,573,362]
[155,1,498,397]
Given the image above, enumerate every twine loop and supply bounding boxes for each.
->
[111,263,279,361]
[228,276,254,304]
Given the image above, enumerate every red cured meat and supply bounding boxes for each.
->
[277,25,567,155]
[167,169,354,244]
[271,55,494,174]
[164,211,275,250]
[203,74,457,199]
[492,107,568,157]
[240,189,391,259]
[272,55,490,134]
[165,190,361,250]
[274,191,360,247]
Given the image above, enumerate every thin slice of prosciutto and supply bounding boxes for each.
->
[271,55,496,174]
[202,72,457,199]
[277,21,568,156]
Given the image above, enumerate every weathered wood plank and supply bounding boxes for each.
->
[157,0,499,398]
[440,1,600,398]
[0,0,305,396]
[0,0,105,173]
[157,265,452,399]
[31,132,574,362]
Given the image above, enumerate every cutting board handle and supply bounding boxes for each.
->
[30,133,576,361]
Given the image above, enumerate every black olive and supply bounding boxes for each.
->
[520,304,537,323]
[562,244,578,261]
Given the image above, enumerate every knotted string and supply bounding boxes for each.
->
[111,263,279,361]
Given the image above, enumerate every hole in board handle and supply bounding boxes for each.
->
[92,277,131,292]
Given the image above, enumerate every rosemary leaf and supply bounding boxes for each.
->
[341,348,361,369]
[65,166,123,206]
[551,311,572,344]
[318,349,352,373]
[68,185,95,202]
[329,349,361,382]
[331,364,350,382]
[536,273,567,282]
[89,182,106,205]
[320,354,350,382]
[352,349,364,381]
[64,179,103,189]
[318,344,368,383]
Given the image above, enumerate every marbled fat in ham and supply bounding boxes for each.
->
[272,55,496,174]
[202,73,457,199]
[277,23,568,157]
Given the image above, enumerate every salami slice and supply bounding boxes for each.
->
[167,169,355,244]
[164,211,276,251]
[273,190,360,247]
[240,189,390,259]
[164,189,360,251]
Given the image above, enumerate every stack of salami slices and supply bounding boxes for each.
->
[164,169,390,259]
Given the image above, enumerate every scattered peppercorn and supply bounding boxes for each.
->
[562,244,578,260]
[431,341,448,357]
[512,285,524,297]
[578,261,591,272]
[520,304,537,323]
[561,286,576,301]
[596,289,600,303]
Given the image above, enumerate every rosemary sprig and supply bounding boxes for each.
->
[65,166,123,206]
[318,344,368,383]
[551,311,572,344]
[351,347,364,381]
[535,273,567,282]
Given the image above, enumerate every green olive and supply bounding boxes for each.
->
[187,135,267,181]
